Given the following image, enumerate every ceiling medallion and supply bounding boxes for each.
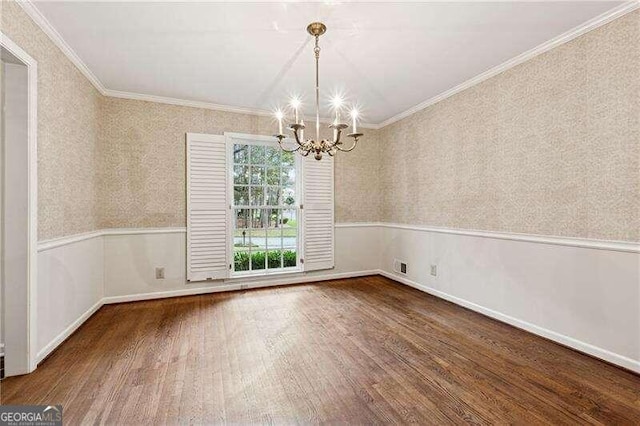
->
[274,22,364,160]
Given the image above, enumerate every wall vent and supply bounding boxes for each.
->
[393,259,407,275]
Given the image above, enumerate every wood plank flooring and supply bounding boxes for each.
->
[2,276,639,424]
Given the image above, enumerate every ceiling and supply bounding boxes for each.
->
[33,1,625,125]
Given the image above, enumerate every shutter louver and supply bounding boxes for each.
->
[302,154,335,271]
[186,133,229,281]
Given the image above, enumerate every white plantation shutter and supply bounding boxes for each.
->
[186,133,229,281]
[302,154,335,271]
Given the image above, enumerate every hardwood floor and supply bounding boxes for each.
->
[2,276,639,424]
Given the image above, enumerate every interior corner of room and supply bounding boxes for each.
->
[1,0,639,423]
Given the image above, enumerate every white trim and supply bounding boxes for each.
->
[377,1,640,128]
[16,0,107,95]
[37,223,640,254]
[37,266,640,373]
[103,227,186,237]
[102,270,378,305]
[16,0,637,129]
[15,1,377,127]
[224,131,281,143]
[37,230,104,252]
[35,269,376,363]
[378,223,640,254]
[107,90,272,118]
[334,222,378,228]
[337,222,640,253]
[32,224,640,373]
[1,32,39,374]
[37,228,187,251]
[377,270,640,374]
[107,91,382,129]
[35,299,103,364]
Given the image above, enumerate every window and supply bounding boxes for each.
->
[186,132,334,282]
[230,140,300,275]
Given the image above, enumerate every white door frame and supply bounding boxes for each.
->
[1,32,38,374]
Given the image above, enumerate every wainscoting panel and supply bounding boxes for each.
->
[37,234,104,362]
[35,223,639,373]
[103,225,381,300]
[378,225,640,372]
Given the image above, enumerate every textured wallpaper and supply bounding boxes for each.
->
[378,10,639,242]
[4,0,638,242]
[100,98,382,229]
[2,1,102,240]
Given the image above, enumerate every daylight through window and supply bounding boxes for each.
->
[232,143,299,274]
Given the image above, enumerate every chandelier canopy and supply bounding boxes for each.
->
[275,22,364,160]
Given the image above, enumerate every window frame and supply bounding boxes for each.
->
[225,132,303,277]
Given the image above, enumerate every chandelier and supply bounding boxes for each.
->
[274,22,364,160]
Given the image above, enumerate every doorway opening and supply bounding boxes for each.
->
[1,34,38,377]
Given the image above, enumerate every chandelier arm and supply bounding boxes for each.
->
[277,140,301,153]
[290,125,306,147]
[334,137,359,152]
[276,133,302,153]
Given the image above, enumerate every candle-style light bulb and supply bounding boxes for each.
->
[291,98,301,124]
[332,96,343,123]
[276,110,284,135]
[350,109,359,133]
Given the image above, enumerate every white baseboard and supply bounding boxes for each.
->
[102,270,378,304]
[36,299,103,364]
[37,270,378,362]
[377,269,640,374]
[35,267,639,374]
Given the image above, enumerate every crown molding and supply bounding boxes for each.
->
[376,1,640,129]
[105,89,277,117]
[104,89,378,129]
[18,0,638,130]
[16,0,107,95]
[16,0,379,127]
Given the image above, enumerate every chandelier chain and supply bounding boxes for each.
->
[314,34,321,145]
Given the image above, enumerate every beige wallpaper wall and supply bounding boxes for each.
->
[4,0,637,242]
[378,10,639,242]
[100,98,382,229]
[2,0,380,240]
[2,1,102,240]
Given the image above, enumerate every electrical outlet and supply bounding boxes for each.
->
[430,265,437,277]
[400,262,407,274]
[155,267,165,279]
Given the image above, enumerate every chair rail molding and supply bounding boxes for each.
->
[38,224,640,253]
